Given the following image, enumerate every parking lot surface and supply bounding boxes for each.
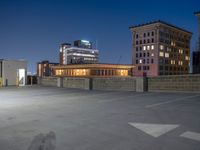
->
[0,86,200,150]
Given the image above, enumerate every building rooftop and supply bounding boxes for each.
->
[51,63,134,69]
[129,20,192,34]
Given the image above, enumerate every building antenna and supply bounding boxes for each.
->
[117,55,122,64]
[95,39,98,49]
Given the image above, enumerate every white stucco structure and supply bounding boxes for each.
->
[0,59,27,86]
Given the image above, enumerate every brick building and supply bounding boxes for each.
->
[130,20,192,76]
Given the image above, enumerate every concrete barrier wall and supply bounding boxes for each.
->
[92,77,136,91]
[148,74,200,92]
[39,75,200,92]
[63,77,90,90]
[40,77,57,87]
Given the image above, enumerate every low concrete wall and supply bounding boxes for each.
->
[148,74,200,92]
[63,77,90,90]
[92,77,136,91]
[40,77,57,87]
[39,75,200,92]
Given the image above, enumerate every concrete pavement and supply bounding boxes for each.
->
[0,86,200,150]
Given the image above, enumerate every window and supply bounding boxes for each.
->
[138,66,141,70]
[151,45,154,50]
[143,59,146,64]
[147,52,150,57]
[136,60,138,64]
[140,53,142,57]
[136,53,138,57]
[152,31,154,36]
[160,45,164,50]
[143,53,146,57]
[143,40,146,44]
[147,45,150,50]
[151,38,154,43]
[147,66,150,70]
[185,56,189,60]
[151,59,154,64]
[159,66,164,70]
[148,32,150,36]
[136,34,139,39]
[144,33,146,37]
[147,39,150,43]
[167,47,171,52]
[151,53,154,57]
[143,66,146,70]
[147,59,149,64]
[165,53,169,58]
[178,61,183,66]
[140,46,142,51]
[179,49,183,54]
[143,46,146,51]
[136,47,138,51]
[171,60,175,65]
[139,59,142,64]
[140,40,142,44]
[136,41,138,45]
[159,52,164,57]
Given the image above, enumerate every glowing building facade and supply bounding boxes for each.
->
[51,64,134,77]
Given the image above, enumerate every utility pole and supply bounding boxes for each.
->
[194,11,200,51]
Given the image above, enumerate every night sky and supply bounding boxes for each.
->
[0,0,199,74]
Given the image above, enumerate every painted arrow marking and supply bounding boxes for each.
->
[128,123,179,138]
[180,131,200,142]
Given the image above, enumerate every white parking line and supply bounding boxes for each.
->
[180,131,200,142]
[146,95,200,108]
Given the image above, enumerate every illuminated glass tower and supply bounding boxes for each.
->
[60,40,99,65]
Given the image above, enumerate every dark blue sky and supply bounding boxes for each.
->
[0,0,199,74]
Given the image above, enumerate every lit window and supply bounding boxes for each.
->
[151,53,154,57]
[185,56,189,60]
[179,49,183,54]
[159,52,164,57]
[171,41,176,46]
[178,61,183,66]
[171,60,175,65]
[165,53,169,58]
[139,59,142,64]
[143,46,146,51]
[151,45,154,50]
[160,45,164,50]
[147,45,150,50]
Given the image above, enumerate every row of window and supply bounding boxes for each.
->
[159,72,188,75]
[159,31,190,42]
[136,45,155,51]
[136,38,154,45]
[138,66,150,71]
[159,66,188,71]
[136,31,154,39]
[136,52,154,58]
[136,59,154,64]
[159,37,190,48]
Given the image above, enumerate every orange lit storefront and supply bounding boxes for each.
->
[51,64,134,77]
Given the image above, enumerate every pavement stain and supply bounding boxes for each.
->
[28,131,56,150]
